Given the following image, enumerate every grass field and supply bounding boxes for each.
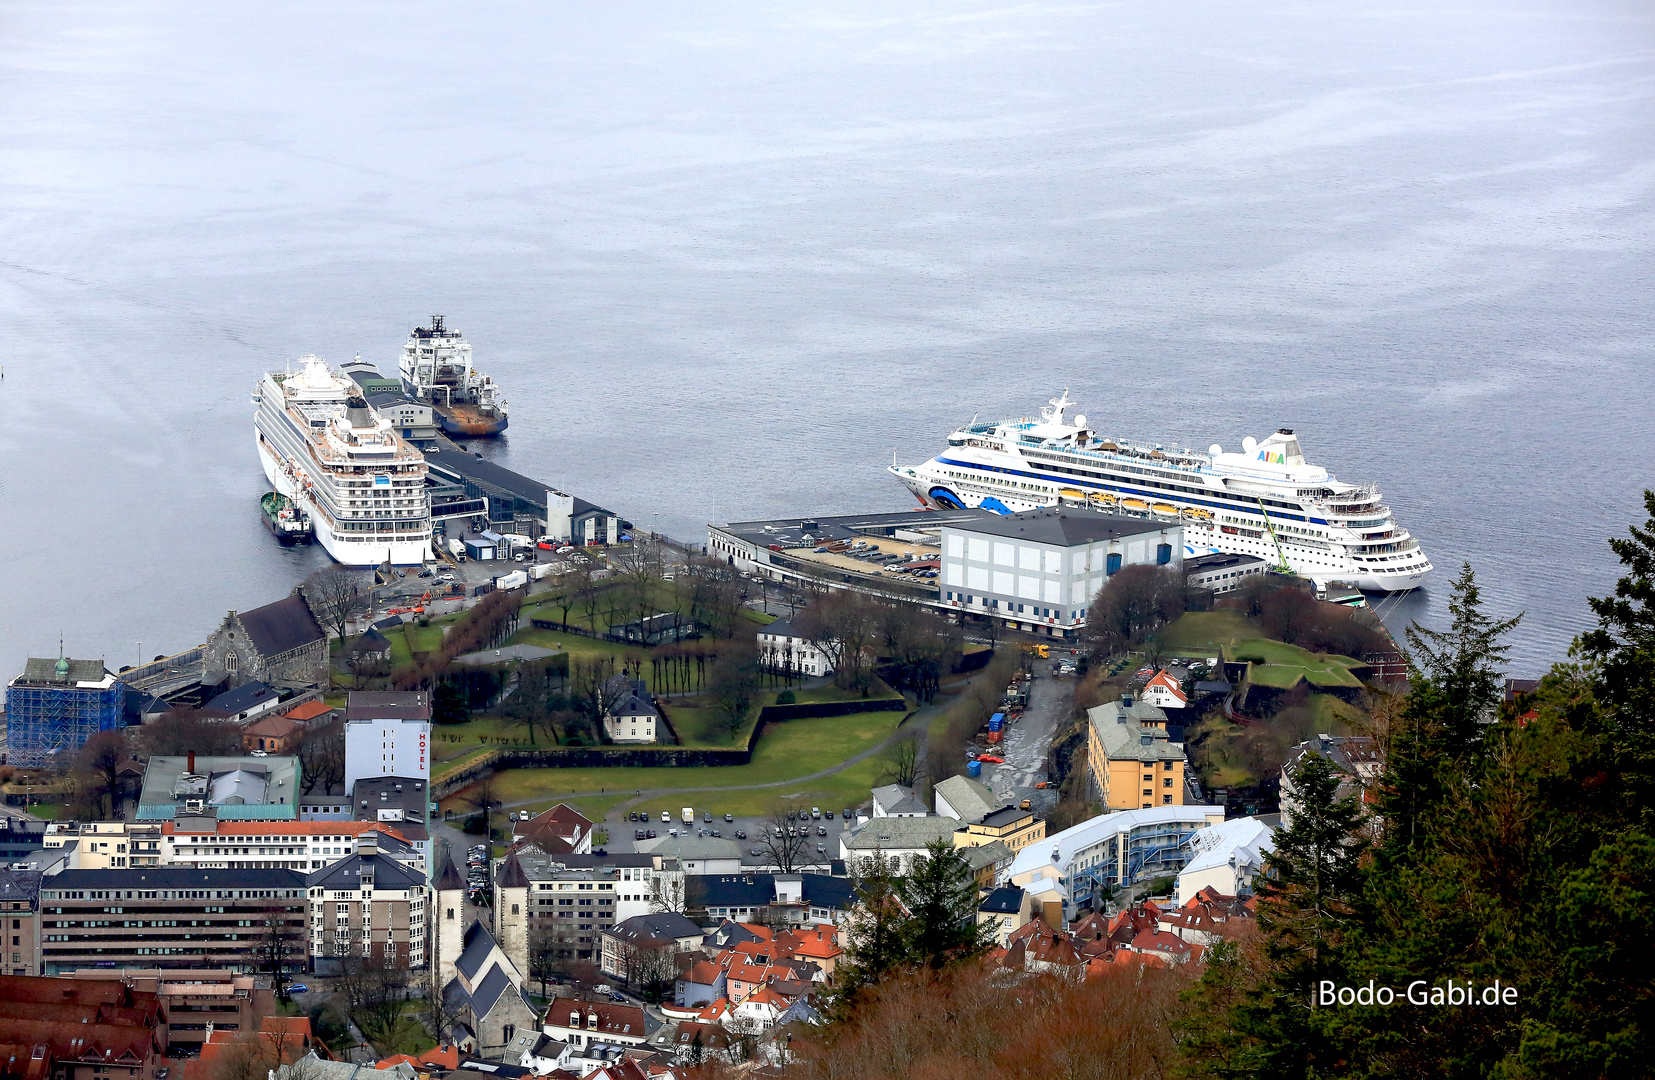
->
[1226,637,1365,688]
[782,678,900,706]
[439,708,905,818]
[1160,610,1259,653]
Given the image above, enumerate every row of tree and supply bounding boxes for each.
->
[391,588,520,690]
[535,543,753,641]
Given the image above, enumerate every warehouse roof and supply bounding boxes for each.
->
[943,508,1172,547]
[423,439,610,518]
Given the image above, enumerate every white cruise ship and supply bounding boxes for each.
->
[890,392,1432,593]
[252,357,433,566]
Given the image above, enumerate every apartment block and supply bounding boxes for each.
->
[37,867,308,974]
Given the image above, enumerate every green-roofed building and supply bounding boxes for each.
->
[5,653,123,768]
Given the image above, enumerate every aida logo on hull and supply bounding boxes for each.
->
[1257,451,1286,464]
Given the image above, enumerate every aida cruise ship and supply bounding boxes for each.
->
[253,357,432,566]
[890,393,1432,593]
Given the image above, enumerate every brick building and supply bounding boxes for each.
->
[0,974,165,1080]
[306,832,428,968]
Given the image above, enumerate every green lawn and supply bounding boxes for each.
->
[1160,610,1259,654]
[432,715,550,764]
[440,709,904,818]
[509,621,647,665]
[1226,637,1365,688]
[783,677,901,706]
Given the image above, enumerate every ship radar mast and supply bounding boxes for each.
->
[1043,389,1075,427]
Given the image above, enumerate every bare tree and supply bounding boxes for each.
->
[618,939,678,1001]
[72,730,131,819]
[303,566,372,642]
[140,708,241,757]
[254,904,303,996]
[528,921,577,997]
[296,719,345,794]
[708,643,759,737]
[797,591,881,693]
[417,962,462,1046]
[876,737,920,789]
[614,536,666,630]
[546,565,590,631]
[568,658,624,739]
[878,601,960,703]
[579,578,606,634]
[461,772,502,837]
[332,954,411,1055]
[650,872,687,915]
[1083,564,1186,659]
[757,799,812,874]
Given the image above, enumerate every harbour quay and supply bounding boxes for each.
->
[708,505,1186,639]
[422,437,620,548]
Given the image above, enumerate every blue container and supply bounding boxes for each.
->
[989,712,1004,732]
[967,760,982,778]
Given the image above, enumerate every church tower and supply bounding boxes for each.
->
[433,845,467,986]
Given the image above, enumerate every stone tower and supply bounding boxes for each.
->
[433,845,467,986]
[494,848,531,982]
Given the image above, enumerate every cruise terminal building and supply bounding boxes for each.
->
[708,506,1183,638]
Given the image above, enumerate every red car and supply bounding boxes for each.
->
[976,754,1005,764]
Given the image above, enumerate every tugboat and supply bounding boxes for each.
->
[397,315,509,437]
[260,490,313,544]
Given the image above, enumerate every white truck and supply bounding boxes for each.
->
[494,570,529,591]
[682,807,695,825]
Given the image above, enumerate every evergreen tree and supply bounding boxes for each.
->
[1385,563,1521,848]
[833,850,910,1009]
[895,838,995,969]
[1580,488,1655,820]
[1405,561,1522,749]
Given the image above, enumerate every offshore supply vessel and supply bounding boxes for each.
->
[890,391,1432,593]
[397,315,509,437]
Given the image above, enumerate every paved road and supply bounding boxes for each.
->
[978,664,1069,817]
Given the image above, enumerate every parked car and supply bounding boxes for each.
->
[704,812,712,822]
[285,984,308,995]
[816,843,826,854]
[736,830,747,839]
[724,813,734,822]
[751,847,764,856]
[646,830,657,839]
[711,829,721,837]
[824,810,834,819]
[842,808,854,819]
[817,824,827,836]
[661,811,671,822]
[634,830,645,840]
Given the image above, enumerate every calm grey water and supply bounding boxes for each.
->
[1,0,1652,682]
